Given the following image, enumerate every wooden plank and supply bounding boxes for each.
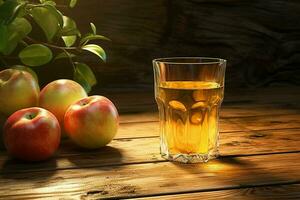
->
[2,105,298,150]
[120,112,157,123]
[116,119,243,139]
[102,91,156,113]
[220,104,300,118]
[132,184,300,200]
[106,87,300,114]
[226,114,300,131]
[223,87,300,105]
[1,111,300,154]
[116,121,159,139]
[117,114,300,139]
[0,128,299,174]
[219,129,300,156]
[119,104,300,123]
[2,107,298,150]
[1,112,299,152]
[0,153,299,199]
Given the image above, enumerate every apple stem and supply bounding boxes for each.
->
[81,100,89,106]
[27,113,37,120]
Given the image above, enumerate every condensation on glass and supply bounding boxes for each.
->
[153,57,226,163]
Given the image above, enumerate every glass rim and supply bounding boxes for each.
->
[153,57,226,65]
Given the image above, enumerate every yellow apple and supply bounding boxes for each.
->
[0,69,40,116]
[39,79,87,137]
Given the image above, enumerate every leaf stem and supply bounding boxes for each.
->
[25,36,78,51]
[27,2,69,8]
[62,49,76,71]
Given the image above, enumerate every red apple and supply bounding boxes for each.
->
[0,69,40,116]
[39,79,87,136]
[64,95,119,149]
[4,107,61,161]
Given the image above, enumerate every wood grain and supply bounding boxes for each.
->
[0,87,298,199]
[226,114,300,131]
[134,184,300,200]
[223,87,300,105]
[1,110,300,156]
[0,153,299,199]
[120,103,300,123]
[118,114,300,139]
[0,127,299,174]
[1,107,299,154]
[101,86,300,113]
[2,98,299,150]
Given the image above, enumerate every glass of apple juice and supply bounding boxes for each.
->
[153,57,226,163]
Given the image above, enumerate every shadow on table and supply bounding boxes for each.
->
[64,140,124,170]
[0,157,57,181]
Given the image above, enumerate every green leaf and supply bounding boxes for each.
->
[54,51,76,60]
[73,63,96,93]
[0,0,19,24]
[75,62,97,85]
[1,17,32,55]
[69,0,77,8]
[90,22,96,34]
[82,44,106,61]
[61,16,80,36]
[43,1,56,6]
[8,17,31,35]
[79,33,110,45]
[61,28,80,37]
[14,3,26,18]
[74,71,91,93]
[39,0,56,6]
[62,35,76,47]
[61,16,79,46]
[0,0,4,6]
[19,44,53,66]
[0,24,8,52]
[7,3,26,24]
[53,6,64,27]
[10,65,39,83]
[30,5,63,41]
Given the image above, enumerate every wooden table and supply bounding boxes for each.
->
[0,87,300,199]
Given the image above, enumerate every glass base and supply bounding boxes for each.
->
[161,150,219,163]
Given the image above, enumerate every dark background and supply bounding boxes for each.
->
[4,0,300,111]
[62,0,300,89]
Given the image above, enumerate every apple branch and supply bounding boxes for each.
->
[25,36,79,51]
[62,49,76,71]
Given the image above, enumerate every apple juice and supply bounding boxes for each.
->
[155,81,224,157]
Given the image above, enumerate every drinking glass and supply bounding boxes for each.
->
[153,57,226,163]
